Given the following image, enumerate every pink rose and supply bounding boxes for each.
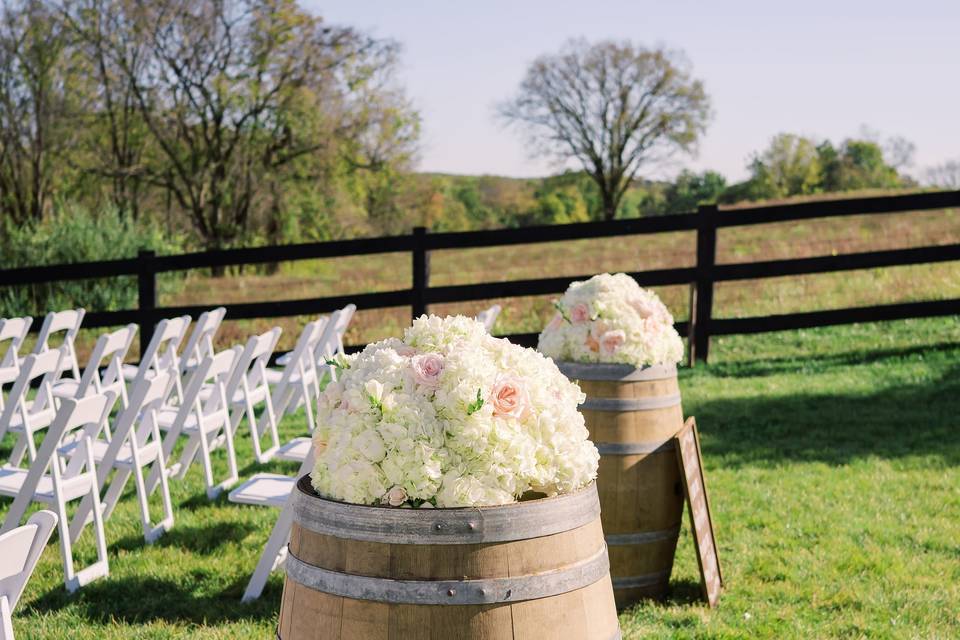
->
[489,376,531,420]
[570,303,590,324]
[411,352,444,387]
[546,313,563,331]
[382,485,408,507]
[599,330,626,355]
[396,345,416,357]
[629,297,657,319]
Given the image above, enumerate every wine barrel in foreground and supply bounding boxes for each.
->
[277,477,620,640]
[557,362,685,607]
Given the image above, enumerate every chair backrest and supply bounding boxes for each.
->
[0,349,64,443]
[188,348,241,419]
[475,304,501,333]
[179,308,226,371]
[0,316,32,371]
[74,324,137,398]
[226,328,282,397]
[136,316,191,383]
[316,305,355,363]
[32,309,85,377]
[277,319,325,388]
[0,510,57,612]
[94,369,177,489]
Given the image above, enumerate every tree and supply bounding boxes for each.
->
[70,0,411,260]
[498,39,710,221]
[926,160,960,189]
[0,0,86,226]
[62,0,153,219]
[661,169,726,213]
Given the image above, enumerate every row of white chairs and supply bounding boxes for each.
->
[0,304,356,602]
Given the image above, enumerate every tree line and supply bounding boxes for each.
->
[0,0,419,259]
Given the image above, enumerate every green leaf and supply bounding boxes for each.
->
[467,388,484,415]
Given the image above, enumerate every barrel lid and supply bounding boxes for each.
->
[555,361,677,382]
[292,476,600,545]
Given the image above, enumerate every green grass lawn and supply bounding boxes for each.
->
[3,316,959,639]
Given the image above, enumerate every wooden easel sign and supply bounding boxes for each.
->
[675,417,723,607]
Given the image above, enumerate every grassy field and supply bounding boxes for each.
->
[3,315,959,639]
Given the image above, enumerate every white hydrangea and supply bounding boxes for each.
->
[537,273,684,367]
[311,315,599,508]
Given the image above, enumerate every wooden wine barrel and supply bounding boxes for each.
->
[277,477,620,640]
[557,362,685,607]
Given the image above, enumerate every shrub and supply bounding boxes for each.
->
[0,206,184,318]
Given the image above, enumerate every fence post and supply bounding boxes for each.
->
[690,204,718,364]
[137,249,157,361]
[411,227,430,320]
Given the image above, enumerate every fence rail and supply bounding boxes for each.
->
[3,189,959,364]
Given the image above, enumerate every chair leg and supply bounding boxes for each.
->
[151,447,175,543]
[1,595,14,640]
[55,493,77,592]
[242,503,295,603]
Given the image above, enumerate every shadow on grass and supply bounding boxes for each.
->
[110,521,256,555]
[27,575,279,625]
[691,339,960,379]
[690,358,960,467]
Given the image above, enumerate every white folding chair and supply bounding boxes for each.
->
[122,315,190,387]
[0,350,64,467]
[0,393,114,593]
[222,328,282,464]
[69,370,177,544]
[179,307,226,373]
[229,447,315,602]
[31,309,85,381]
[52,324,136,410]
[0,510,57,640]
[0,318,32,414]
[152,348,241,499]
[266,320,325,463]
[475,304,501,333]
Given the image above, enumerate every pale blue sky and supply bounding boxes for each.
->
[308,0,958,181]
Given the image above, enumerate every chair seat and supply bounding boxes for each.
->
[53,380,124,401]
[0,365,18,385]
[121,363,151,382]
[228,473,295,507]
[198,384,268,406]
[263,368,284,385]
[62,439,160,469]
[275,437,311,463]
[0,465,94,502]
[7,405,56,432]
[275,352,292,367]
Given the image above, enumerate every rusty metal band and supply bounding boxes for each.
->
[556,362,677,382]
[595,439,676,456]
[580,394,681,412]
[284,543,610,605]
[605,525,681,546]
[611,569,673,590]
[292,476,600,545]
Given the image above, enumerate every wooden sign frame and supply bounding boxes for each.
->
[675,416,723,607]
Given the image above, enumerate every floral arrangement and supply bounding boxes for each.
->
[537,273,684,367]
[310,315,599,508]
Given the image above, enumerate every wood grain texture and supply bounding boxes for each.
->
[574,366,686,607]
[277,484,619,639]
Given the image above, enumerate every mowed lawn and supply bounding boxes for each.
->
[3,316,958,639]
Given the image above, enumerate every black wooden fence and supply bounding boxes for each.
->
[2,189,959,364]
